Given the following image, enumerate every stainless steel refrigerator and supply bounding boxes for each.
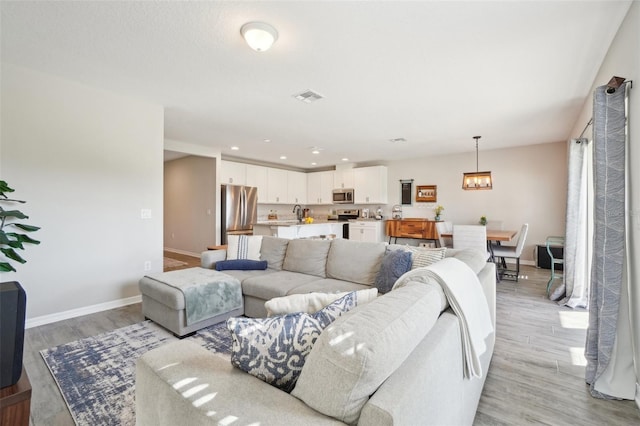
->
[221,185,258,245]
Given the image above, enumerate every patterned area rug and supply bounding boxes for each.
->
[163,256,188,269]
[41,320,232,426]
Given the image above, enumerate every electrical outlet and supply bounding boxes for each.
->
[144,261,151,271]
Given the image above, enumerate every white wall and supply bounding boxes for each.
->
[164,156,216,255]
[0,63,164,324]
[569,1,639,405]
[386,141,568,262]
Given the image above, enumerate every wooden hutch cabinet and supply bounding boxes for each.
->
[385,218,439,244]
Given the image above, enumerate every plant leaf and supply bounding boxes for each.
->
[8,233,40,245]
[13,223,41,232]
[0,262,16,272]
[0,181,15,194]
[1,247,26,264]
[0,210,29,220]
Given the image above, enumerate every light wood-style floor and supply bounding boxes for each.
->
[22,257,640,425]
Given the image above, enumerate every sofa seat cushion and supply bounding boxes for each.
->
[326,239,386,285]
[287,278,372,296]
[283,239,332,277]
[241,271,323,300]
[220,268,278,283]
[292,281,445,424]
[136,340,344,426]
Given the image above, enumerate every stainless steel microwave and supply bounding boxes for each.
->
[332,188,354,204]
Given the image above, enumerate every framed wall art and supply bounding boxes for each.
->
[416,185,437,202]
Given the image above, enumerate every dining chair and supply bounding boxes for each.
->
[435,221,453,248]
[546,236,565,295]
[453,225,490,260]
[490,223,528,282]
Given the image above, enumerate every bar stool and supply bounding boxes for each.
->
[546,236,564,295]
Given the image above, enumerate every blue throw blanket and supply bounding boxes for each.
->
[145,268,242,325]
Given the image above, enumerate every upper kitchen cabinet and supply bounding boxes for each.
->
[266,168,288,203]
[221,160,246,185]
[246,164,268,202]
[334,168,355,189]
[354,166,388,204]
[307,171,334,205]
[287,171,307,204]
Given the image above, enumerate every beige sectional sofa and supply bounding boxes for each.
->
[136,237,496,425]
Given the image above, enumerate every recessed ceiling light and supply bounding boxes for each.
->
[263,139,271,143]
[311,162,317,166]
[312,150,320,155]
[231,146,239,150]
[280,155,287,160]
[342,158,349,161]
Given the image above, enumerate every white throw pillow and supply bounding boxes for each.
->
[265,288,378,317]
[405,246,446,269]
[226,235,262,260]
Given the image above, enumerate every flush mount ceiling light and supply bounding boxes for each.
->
[462,136,493,190]
[240,22,278,52]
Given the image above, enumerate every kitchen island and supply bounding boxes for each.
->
[253,220,346,239]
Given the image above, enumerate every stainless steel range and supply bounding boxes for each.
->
[336,209,360,239]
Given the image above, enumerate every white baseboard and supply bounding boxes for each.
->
[25,295,142,329]
[163,247,201,258]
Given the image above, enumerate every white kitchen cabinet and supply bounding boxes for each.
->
[266,168,288,203]
[333,169,355,189]
[221,160,246,185]
[354,166,388,204]
[246,164,268,202]
[349,220,385,243]
[287,171,307,204]
[307,171,334,205]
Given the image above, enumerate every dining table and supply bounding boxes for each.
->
[439,229,517,242]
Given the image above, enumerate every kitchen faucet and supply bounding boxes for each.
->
[293,204,303,222]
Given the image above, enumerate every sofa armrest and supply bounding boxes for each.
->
[201,249,228,269]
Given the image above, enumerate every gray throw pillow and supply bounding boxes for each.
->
[374,249,412,294]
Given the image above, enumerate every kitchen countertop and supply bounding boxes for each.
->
[254,219,349,227]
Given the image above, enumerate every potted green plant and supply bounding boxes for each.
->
[479,216,487,226]
[0,180,40,388]
[434,205,444,221]
[1,180,41,272]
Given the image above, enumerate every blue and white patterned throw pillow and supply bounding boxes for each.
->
[227,292,359,392]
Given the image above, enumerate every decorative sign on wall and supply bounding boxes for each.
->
[416,185,437,202]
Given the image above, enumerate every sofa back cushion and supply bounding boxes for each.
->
[326,239,386,285]
[282,239,331,277]
[291,281,444,424]
[445,248,487,275]
[260,236,289,271]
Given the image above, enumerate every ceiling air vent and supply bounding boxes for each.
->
[293,89,324,103]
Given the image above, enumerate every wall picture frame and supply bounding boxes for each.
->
[416,185,437,202]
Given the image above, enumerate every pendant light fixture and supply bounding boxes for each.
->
[462,136,493,190]
[240,22,278,52]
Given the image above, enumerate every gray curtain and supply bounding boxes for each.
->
[550,138,590,307]
[585,84,635,399]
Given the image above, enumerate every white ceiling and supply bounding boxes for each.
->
[1,1,632,170]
